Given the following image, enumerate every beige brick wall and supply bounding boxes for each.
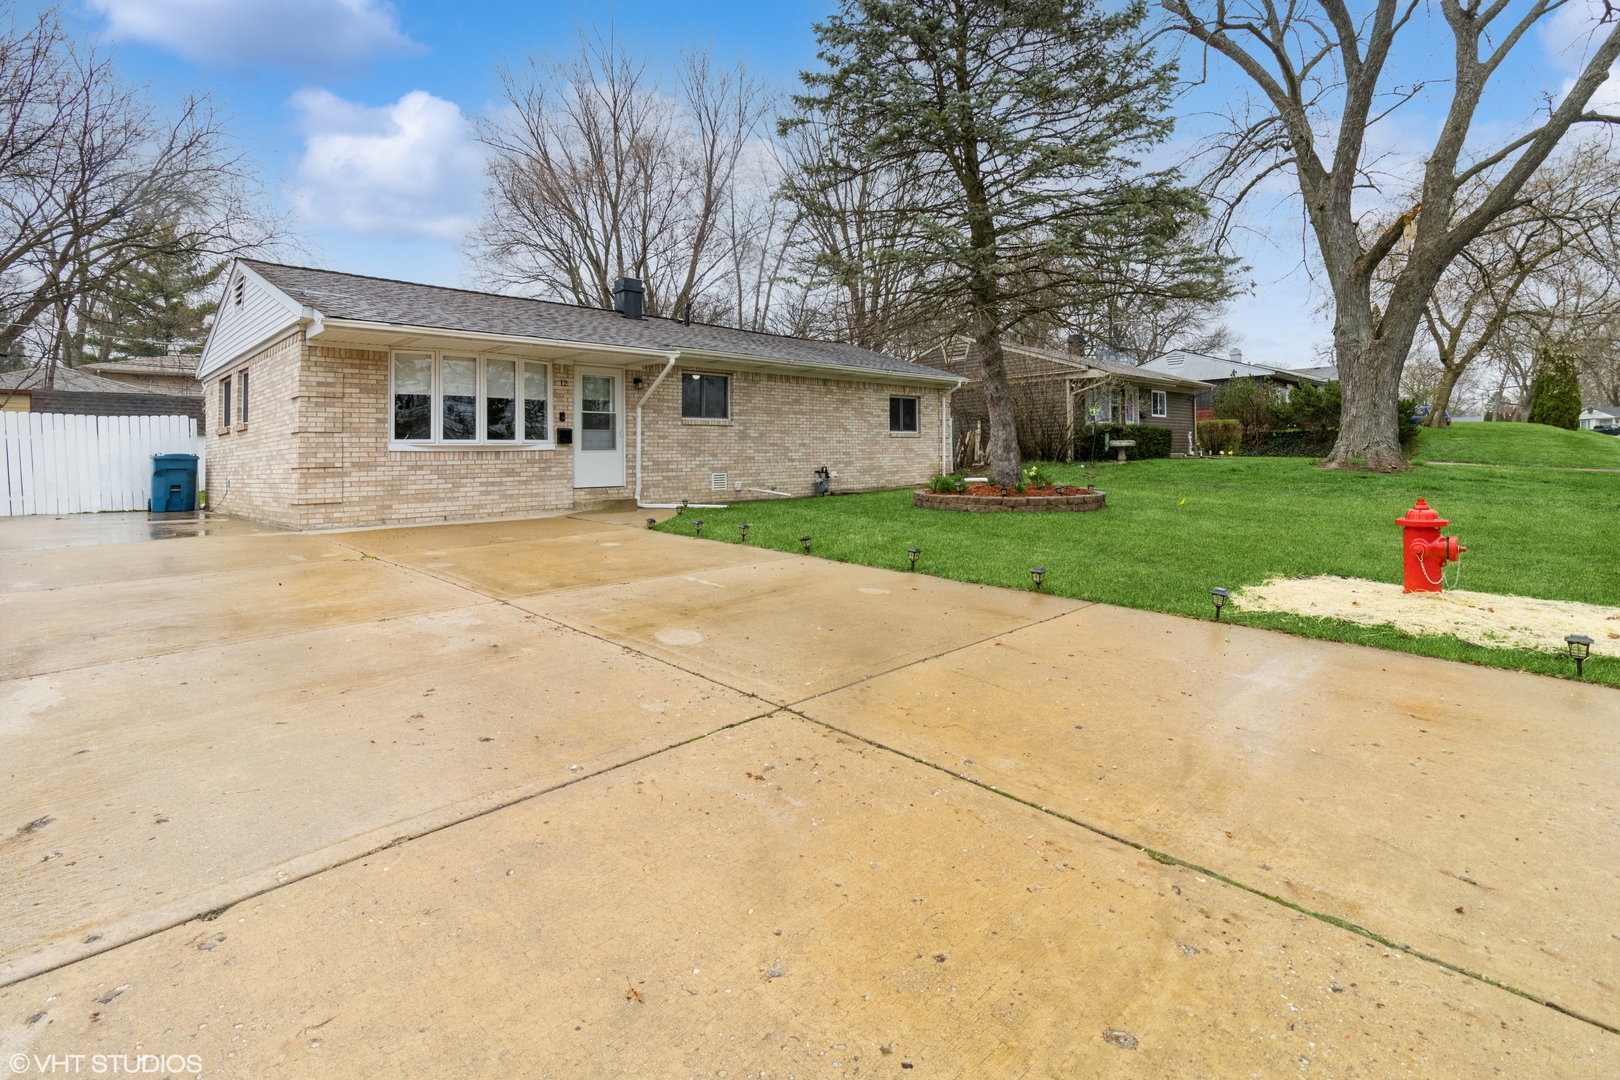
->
[205,336,948,529]
[202,333,301,527]
[634,364,947,503]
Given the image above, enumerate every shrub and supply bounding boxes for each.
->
[1270,381,1342,430]
[1197,418,1242,454]
[1240,429,1336,457]
[1073,423,1173,461]
[1211,377,1273,430]
[1397,397,1421,448]
[1527,348,1582,430]
[928,473,960,493]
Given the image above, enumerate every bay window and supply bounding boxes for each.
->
[391,351,551,446]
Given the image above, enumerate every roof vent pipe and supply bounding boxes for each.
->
[612,277,644,319]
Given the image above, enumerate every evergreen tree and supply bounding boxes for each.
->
[788,0,1224,484]
[84,231,223,362]
[1526,348,1582,430]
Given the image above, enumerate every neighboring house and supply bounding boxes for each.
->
[915,338,1211,460]
[1140,349,1332,419]
[0,366,204,423]
[1578,406,1620,430]
[195,260,961,530]
[81,355,205,397]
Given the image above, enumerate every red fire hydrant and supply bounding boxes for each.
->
[1396,498,1464,593]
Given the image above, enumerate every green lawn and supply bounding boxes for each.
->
[1411,422,1620,469]
[655,449,1620,685]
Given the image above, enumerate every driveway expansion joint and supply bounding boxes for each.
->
[784,708,1620,1040]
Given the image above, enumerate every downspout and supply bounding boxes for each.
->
[942,382,962,474]
[633,351,724,510]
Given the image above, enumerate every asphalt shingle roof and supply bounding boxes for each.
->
[244,261,957,383]
[0,366,147,393]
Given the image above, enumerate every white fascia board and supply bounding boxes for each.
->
[313,318,961,388]
[196,261,307,381]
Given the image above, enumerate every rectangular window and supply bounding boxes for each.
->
[1086,387,1112,422]
[239,370,250,423]
[485,358,516,441]
[391,352,551,445]
[1123,392,1140,425]
[889,395,919,433]
[1150,390,1168,418]
[441,356,477,441]
[393,353,432,440]
[220,376,231,429]
[580,374,616,450]
[523,362,548,441]
[681,372,729,419]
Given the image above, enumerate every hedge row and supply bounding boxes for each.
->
[1072,424,1173,461]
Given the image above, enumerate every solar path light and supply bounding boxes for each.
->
[1211,587,1230,621]
[1566,634,1593,678]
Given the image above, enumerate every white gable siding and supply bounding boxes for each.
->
[197,264,303,380]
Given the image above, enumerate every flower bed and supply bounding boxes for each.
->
[913,484,1106,513]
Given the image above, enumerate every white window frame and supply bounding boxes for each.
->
[388,350,554,450]
[1123,391,1140,425]
[889,394,920,434]
[1150,390,1168,418]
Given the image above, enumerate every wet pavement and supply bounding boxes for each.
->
[1,509,1615,1075]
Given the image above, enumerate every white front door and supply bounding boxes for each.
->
[573,368,625,488]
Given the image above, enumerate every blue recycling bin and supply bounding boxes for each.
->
[151,453,199,513]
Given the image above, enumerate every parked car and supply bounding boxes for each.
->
[1410,404,1452,426]
[1592,423,1620,436]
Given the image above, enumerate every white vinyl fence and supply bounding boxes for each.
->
[1,412,205,516]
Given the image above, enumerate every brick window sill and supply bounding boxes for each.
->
[234,423,248,433]
[680,417,732,426]
[888,431,921,438]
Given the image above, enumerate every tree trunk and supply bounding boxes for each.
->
[975,331,1023,486]
[1323,295,1411,471]
[1426,364,1464,427]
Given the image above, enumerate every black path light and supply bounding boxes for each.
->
[1211,587,1230,621]
[1030,567,1047,590]
[646,517,657,529]
[800,535,812,554]
[907,546,921,571]
[678,498,688,514]
[1566,634,1593,677]
[738,523,751,543]
[693,519,704,536]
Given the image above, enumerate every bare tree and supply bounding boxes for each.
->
[1389,142,1620,424]
[775,111,939,352]
[473,31,772,321]
[1166,0,1620,469]
[0,7,275,383]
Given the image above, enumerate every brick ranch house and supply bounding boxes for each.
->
[196,261,961,530]
[916,337,1211,461]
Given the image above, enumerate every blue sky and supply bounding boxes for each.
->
[51,0,1620,368]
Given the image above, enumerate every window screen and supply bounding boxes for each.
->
[523,362,548,441]
[1150,390,1168,417]
[393,353,432,440]
[889,396,919,432]
[220,376,231,430]
[485,359,516,441]
[681,373,729,419]
[441,357,477,440]
[239,370,250,423]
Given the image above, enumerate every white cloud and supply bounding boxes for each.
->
[287,89,484,244]
[89,0,417,72]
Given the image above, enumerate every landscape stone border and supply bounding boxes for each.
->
[912,488,1106,513]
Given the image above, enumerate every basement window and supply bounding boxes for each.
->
[390,351,551,447]
[889,395,919,433]
[681,372,729,419]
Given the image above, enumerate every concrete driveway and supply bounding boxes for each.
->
[0,509,1615,1076]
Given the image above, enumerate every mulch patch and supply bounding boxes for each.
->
[956,483,1095,498]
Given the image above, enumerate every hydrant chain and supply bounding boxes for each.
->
[1396,498,1464,594]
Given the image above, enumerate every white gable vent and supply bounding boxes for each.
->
[1166,353,1182,366]
[710,472,727,492]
